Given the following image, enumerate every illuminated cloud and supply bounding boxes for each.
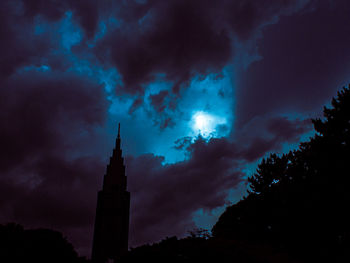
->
[191,111,227,138]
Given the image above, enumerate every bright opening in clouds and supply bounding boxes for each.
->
[191,111,227,138]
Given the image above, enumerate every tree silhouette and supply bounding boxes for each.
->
[247,153,289,195]
[0,223,89,263]
[213,85,350,262]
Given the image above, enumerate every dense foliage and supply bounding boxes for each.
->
[121,234,297,263]
[212,86,350,262]
[0,223,88,263]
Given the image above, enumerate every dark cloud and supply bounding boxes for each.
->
[126,138,241,246]
[0,72,107,172]
[233,116,312,162]
[0,70,108,255]
[149,90,169,113]
[236,0,350,125]
[0,154,104,257]
[21,0,67,21]
[0,1,52,77]
[21,0,100,39]
[225,0,303,40]
[267,117,310,142]
[96,1,231,96]
[0,0,100,78]
[68,1,100,39]
[0,156,102,227]
[95,0,304,116]
[148,90,176,129]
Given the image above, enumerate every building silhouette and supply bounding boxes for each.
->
[91,124,130,263]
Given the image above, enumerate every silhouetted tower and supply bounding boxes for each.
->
[91,123,130,263]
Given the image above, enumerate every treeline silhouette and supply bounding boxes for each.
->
[212,86,350,262]
[0,223,89,263]
[121,229,296,263]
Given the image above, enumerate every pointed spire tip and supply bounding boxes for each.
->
[118,122,121,139]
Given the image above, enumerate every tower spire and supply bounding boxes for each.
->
[118,122,120,139]
[116,123,121,150]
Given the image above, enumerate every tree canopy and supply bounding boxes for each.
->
[0,223,88,263]
[212,86,350,262]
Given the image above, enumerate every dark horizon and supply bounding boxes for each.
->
[1,0,350,257]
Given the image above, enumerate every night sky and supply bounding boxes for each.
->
[1,0,350,257]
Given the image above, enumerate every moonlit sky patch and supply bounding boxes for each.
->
[191,111,227,138]
[105,71,234,163]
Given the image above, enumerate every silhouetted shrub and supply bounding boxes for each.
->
[0,223,89,263]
